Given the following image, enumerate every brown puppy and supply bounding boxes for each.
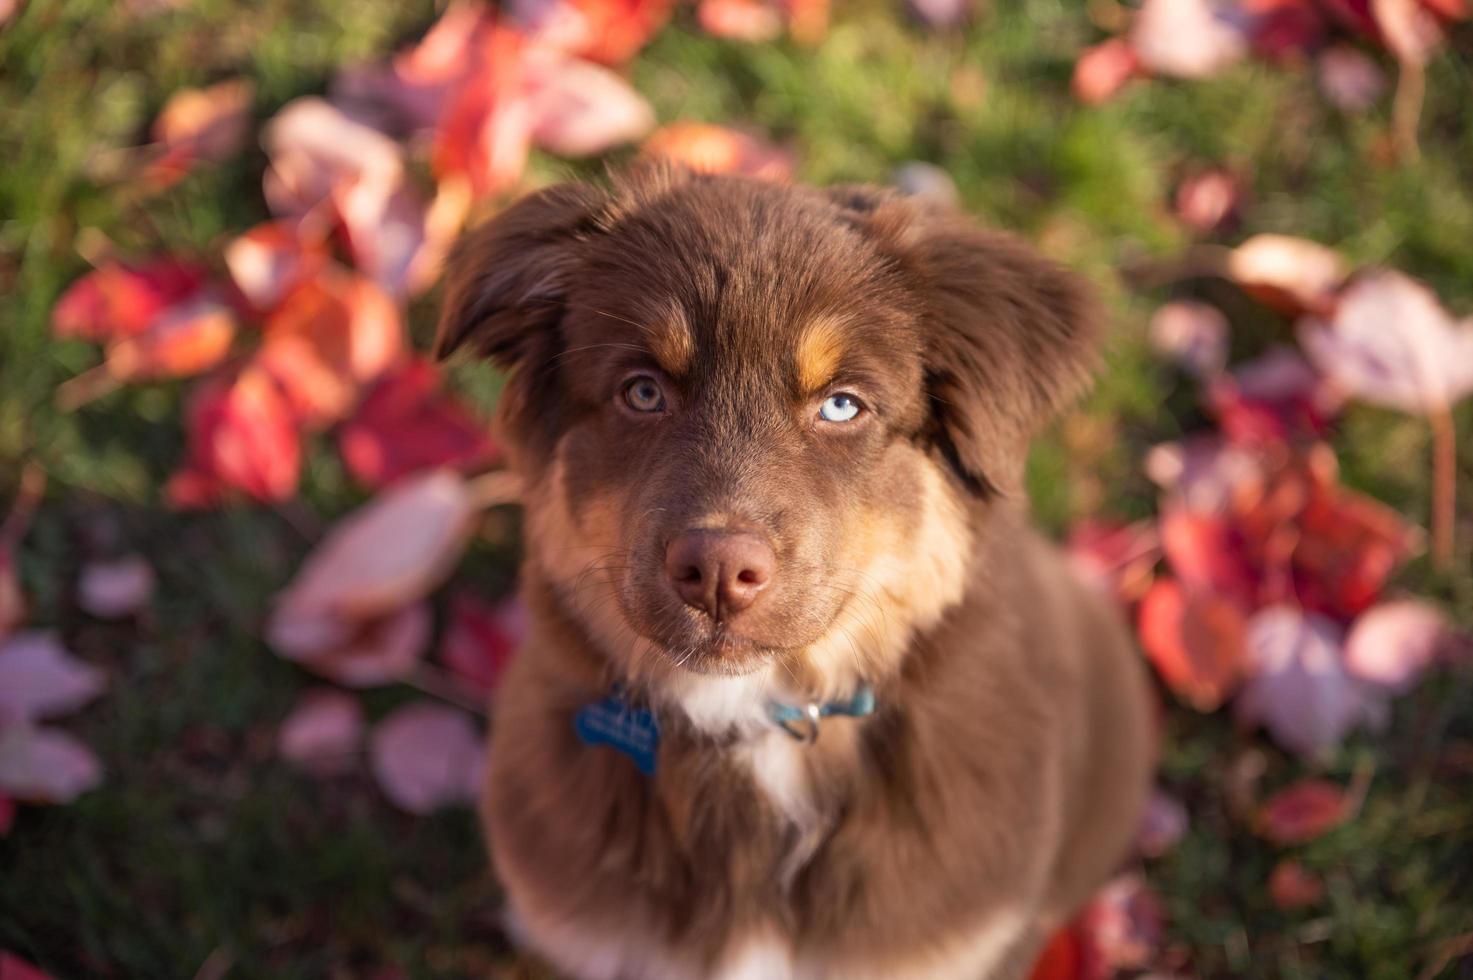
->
[437,163,1154,980]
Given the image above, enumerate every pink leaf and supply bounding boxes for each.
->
[1145,436,1262,512]
[0,631,105,724]
[1174,168,1241,234]
[223,220,329,315]
[1237,607,1385,756]
[1136,788,1189,858]
[697,0,784,40]
[272,470,476,622]
[277,603,433,688]
[1257,778,1348,844]
[1066,519,1160,605]
[524,50,655,157]
[1344,599,1449,692]
[1372,0,1445,64]
[1226,234,1348,316]
[369,702,483,814]
[1072,38,1141,105]
[905,0,972,28]
[1300,269,1473,415]
[1149,300,1229,378]
[510,0,676,65]
[1081,873,1163,972]
[1317,46,1388,111]
[338,359,496,489]
[0,724,103,803]
[1130,0,1248,79]
[278,689,365,774]
[441,592,526,698]
[77,555,155,619]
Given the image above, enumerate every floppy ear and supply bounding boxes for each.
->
[435,181,613,456]
[834,190,1103,496]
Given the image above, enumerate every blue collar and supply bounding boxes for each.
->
[574,684,878,774]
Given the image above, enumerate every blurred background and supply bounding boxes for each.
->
[1,0,1472,977]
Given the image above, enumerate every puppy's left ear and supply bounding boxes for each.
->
[842,192,1103,496]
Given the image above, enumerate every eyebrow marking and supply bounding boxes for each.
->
[640,303,695,376]
[794,315,846,393]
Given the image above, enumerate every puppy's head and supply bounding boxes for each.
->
[439,165,1099,690]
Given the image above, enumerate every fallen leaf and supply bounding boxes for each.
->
[1237,606,1385,756]
[0,952,55,980]
[167,366,301,507]
[144,78,254,187]
[511,0,676,64]
[103,297,236,381]
[0,631,105,724]
[441,592,526,698]
[1269,858,1326,909]
[338,359,495,489]
[273,470,476,622]
[0,723,103,803]
[524,49,655,157]
[1300,269,1473,415]
[1131,0,1249,79]
[1026,923,1100,980]
[256,269,404,428]
[1226,234,1347,315]
[1150,300,1229,378]
[0,796,13,837]
[77,555,155,619]
[1257,778,1348,843]
[1082,873,1163,972]
[278,688,365,774]
[1138,578,1247,711]
[1207,346,1341,444]
[1072,38,1140,105]
[1159,507,1257,606]
[1317,46,1388,111]
[1174,168,1241,234]
[51,257,210,342]
[643,123,793,180]
[697,0,784,39]
[1066,519,1161,605]
[1136,788,1189,858]
[1344,599,1449,691]
[431,28,535,200]
[272,602,433,688]
[369,702,483,814]
[1372,0,1444,64]
[1146,436,1262,512]
[906,0,971,28]
[223,220,329,315]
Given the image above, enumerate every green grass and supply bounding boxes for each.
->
[2,0,1471,977]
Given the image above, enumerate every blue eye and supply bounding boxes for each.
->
[819,393,862,423]
[622,375,666,413]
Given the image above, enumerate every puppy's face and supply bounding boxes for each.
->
[439,167,1099,686]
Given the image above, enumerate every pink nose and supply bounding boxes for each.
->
[664,530,775,621]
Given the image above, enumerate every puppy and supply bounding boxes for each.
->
[437,163,1154,980]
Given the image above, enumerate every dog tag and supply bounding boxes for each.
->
[574,694,660,776]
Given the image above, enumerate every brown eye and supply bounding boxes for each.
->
[622,375,666,413]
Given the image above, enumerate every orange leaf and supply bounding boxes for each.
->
[643,123,793,181]
[1138,578,1247,711]
[104,298,236,381]
[51,258,209,342]
[1268,858,1326,909]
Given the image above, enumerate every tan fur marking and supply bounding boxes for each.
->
[643,305,696,377]
[794,316,846,393]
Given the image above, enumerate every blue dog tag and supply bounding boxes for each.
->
[574,694,660,776]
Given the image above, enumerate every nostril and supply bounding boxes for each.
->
[736,568,762,586]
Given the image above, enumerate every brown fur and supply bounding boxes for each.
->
[438,163,1153,979]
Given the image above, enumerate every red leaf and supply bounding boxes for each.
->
[51,257,209,342]
[256,269,404,428]
[1206,346,1340,444]
[103,297,236,381]
[441,592,526,698]
[167,366,301,507]
[0,952,55,980]
[1072,38,1140,105]
[369,702,483,814]
[1159,507,1257,605]
[1082,874,1163,972]
[1245,0,1327,59]
[0,796,14,837]
[1257,778,1348,844]
[511,0,676,64]
[431,28,534,200]
[1139,579,1247,711]
[339,360,495,489]
[1027,923,1103,980]
[1150,300,1230,377]
[1269,858,1326,909]
[643,123,793,181]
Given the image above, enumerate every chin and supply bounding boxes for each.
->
[646,621,777,676]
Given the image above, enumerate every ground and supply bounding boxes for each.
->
[1,0,1471,977]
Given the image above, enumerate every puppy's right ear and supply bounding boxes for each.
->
[435,182,612,454]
